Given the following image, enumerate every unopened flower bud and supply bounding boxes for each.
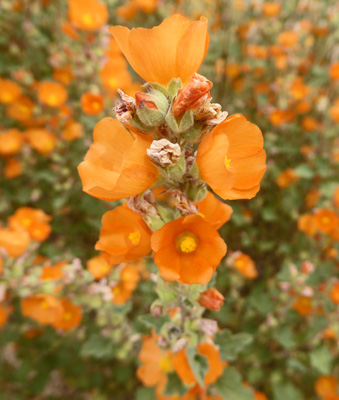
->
[200,318,218,337]
[113,89,136,125]
[198,288,225,311]
[135,89,169,127]
[147,139,181,166]
[173,73,212,116]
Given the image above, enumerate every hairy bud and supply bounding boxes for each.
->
[135,89,169,127]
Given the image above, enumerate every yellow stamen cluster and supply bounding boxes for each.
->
[176,232,198,253]
[128,231,141,245]
[225,156,231,169]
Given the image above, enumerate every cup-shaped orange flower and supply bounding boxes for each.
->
[95,204,152,264]
[78,117,158,201]
[172,342,223,386]
[68,0,108,31]
[21,294,63,326]
[151,214,226,284]
[109,14,209,86]
[8,207,52,241]
[53,297,82,330]
[196,114,266,200]
[0,227,30,258]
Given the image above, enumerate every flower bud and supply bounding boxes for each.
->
[198,288,225,311]
[135,89,169,127]
[172,73,212,116]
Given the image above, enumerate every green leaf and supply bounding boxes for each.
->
[136,387,156,400]
[310,345,332,375]
[163,373,187,396]
[215,368,254,400]
[81,334,118,360]
[293,164,314,179]
[135,314,170,334]
[186,347,209,388]
[273,327,296,350]
[273,382,303,400]
[215,330,253,361]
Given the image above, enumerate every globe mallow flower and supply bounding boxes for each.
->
[78,117,158,201]
[196,114,266,200]
[95,204,152,265]
[151,214,226,284]
[109,14,209,86]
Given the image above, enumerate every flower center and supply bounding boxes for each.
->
[40,300,49,309]
[225,156,231,169]
[82,13,94,26]
[321,216,330,225]
[176,232,198,253]
[160,356,173,372]
[128,232,141,245]
[64,312,72,321]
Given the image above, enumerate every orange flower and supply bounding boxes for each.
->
[151,214,226,284]
[314,209,339,233]
[53,297,82,330]
[109,14,209,86]
[25,128,57,155]
[302,116,319,131]
[116,2,138,20]
[112,284,133,305]
[334,187,339,208]
[276,168,299,188]
[8,207,52,241]
[136,336,173,388]
[0,79,22,104]
[278,31,299,47]
[196,114,266,200]
[99,59,132,94]
[134,0,158,13]
[330,63,339,80]
[81,92,104,115]
[195,191,233,230]
[95,204,152,264]
[233,252,258,279]
[40,261,66,281]
[21,294,63,326]
[87,254,113,279]
[255,391,269,400]
[68,0,108,31]
[330,100,339,122]
[329,282,339,304]
[293,296,313,316]
[0,129,24,156]
[315,376,338,398]
[4,158,22,179]
[172,342,223,386]
[298,213,317,236]
[6,95,34,123]
[61,120,83,141]
[199,288,225,311]
[0,227,30,257]
[53,66,74,86]
[120,263,140,291]
[37,81,68,107]
[262,2,281,17]
[0,304,10,328]
[78,117,158,201]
